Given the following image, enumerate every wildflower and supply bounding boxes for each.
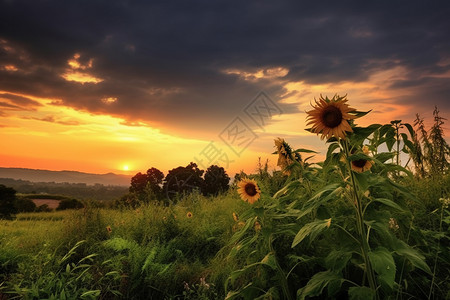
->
[186,211,193,218]
[106,225,112,233]
[254,221,262,231]
[351,158,373,173]
[306,95,357,140]
[232,212,239,222]
[439,197,450,209]
[199,277,210,289]
[362,145,370,155]
[233,221,246,232]
[237,178,261,204]
[389,218,399,231]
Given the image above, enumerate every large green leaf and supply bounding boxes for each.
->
[325,249,353,272]
[369,247,396,290]
[348,286,375,300]
[297,270,342,300]
[367,197,405,212]
[292,219,330,248]
[393,240,431,274]
[351,124,382,145]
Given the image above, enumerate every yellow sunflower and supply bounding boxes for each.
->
[237,178,261,204]
[306,95,357,140]
[351,158,373,172]
[186,211,193,218]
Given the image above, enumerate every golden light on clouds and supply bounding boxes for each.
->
[61,53,103,84]
[3,65,18,71]
[61,71,103,84]
[102,97,118,104]
[223,66,289,80]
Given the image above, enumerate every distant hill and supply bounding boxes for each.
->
[0,167,131,186]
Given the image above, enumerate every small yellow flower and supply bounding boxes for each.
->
[237,178,261,204]
[106,225,112,233]
[306,95,357,140]
[186,211,193,218]
[232,212,239,222]
[326,218,332,228]
[362,145,370,155]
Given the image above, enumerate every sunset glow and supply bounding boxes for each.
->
[1,1,449,179]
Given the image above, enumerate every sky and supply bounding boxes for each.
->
[1,0,450,177]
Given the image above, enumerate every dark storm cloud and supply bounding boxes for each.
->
[1,0,450,135]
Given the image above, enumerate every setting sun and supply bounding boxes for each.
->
[122,165,130,171]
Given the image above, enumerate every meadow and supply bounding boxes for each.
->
[1,96,449,299]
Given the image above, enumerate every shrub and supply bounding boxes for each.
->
[57,198,84,210]
[14,197,37,213]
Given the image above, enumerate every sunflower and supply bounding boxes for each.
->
[351,158,373,172]
[186,211,193,218]
[237,178,261,204]
[274,138,302,175]
[306,95,357,140]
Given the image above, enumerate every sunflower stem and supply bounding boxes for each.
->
[343,139,379,299]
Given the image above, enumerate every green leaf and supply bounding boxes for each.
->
[295,148,318,153]
[260,252,277,270]
[351,124,382,145]
[369,247,396,289]
[385,127,396,151]
[292,219,331,248]
[353,110,372,118]
[373,152,395,164]
[368,198,405,212]
[353,170,369,191]
[325,249,353,272]
[403,123,415,138]
[81,290,101,299]
[348,286,375,300]
[297,270,342,300]
[393,240,431,274]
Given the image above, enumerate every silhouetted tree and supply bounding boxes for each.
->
[130,172,149,193]
[57,198,84,210]
[163,162,204,203]
[0,184,18,219]
[14,197,36,213]
[203,165,230,196]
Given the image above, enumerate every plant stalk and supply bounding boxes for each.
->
[343,140,379,299]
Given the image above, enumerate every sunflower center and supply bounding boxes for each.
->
[352,159,367,168]
[321,105,343,128]
[244,183,257,196]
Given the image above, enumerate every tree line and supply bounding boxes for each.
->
[117,163,230,207]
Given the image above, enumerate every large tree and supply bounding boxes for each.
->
[203,165,230,196]
[163,162,204,203]
[129,167,165,199]
[0,184,18,219]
